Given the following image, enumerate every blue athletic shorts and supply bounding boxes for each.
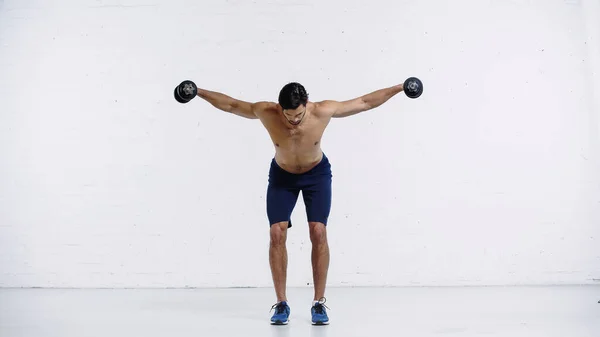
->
[266,153,332,228]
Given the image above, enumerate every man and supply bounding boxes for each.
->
[191,80,412,325]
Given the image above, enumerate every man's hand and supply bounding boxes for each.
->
[197,88,262,119]
[317,83,404,118]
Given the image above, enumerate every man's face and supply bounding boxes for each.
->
[283,105,306,125]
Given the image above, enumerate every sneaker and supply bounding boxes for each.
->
[270,301,290,325]
[311,297,330,325]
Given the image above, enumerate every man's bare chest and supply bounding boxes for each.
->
[260,111,329,146]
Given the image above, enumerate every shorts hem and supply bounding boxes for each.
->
[307,219,328,226]
[269,220,292,228]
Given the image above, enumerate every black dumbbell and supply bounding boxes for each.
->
[174,80,198,103]
[403,77,423,99]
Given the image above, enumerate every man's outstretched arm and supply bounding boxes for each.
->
[318,83,404,118]
[196,88,260,119]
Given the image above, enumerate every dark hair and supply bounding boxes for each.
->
[278,82,308,110]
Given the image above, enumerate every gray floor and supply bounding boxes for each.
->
[1,286,599,337]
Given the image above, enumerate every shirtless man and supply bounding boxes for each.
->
[175,78,422,325]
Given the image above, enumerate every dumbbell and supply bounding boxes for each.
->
[174,80,198,103]
[403,77,423,99]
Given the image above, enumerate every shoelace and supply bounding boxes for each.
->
[312,297,330,314]
[270,302,287,314]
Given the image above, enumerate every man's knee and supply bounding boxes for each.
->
[270,221,288,246]
[309,222,327,244]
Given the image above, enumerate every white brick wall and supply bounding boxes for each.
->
[1,0,599,288]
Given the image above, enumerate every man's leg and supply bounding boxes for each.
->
[301,154,332,324]
[309,221,329,301]
[270,221,290,302]
[301,157,332,301]
[266,159,301,324]
[266,186,298,303]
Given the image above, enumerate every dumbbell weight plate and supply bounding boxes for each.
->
[174,80,198,103]
[404,77,423,99]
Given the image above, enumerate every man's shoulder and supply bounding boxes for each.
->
[312,100,337,117]
[253,101,279,115]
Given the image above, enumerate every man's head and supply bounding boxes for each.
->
[278,82,308,125]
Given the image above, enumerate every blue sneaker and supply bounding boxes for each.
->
[311,297,330,325]
[270,301,290,325]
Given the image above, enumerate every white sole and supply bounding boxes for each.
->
[271,320,289,325]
